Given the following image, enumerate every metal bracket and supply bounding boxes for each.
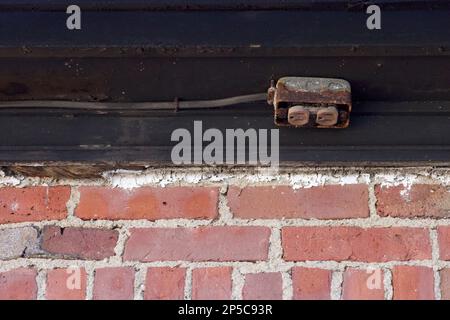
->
[267,77,352,128]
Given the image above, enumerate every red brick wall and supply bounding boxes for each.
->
[0,168,449,300]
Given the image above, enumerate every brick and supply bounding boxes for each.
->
[376,184,450,218]
[124,226,270,262]
[282,227,431,262]
[76,186,218,221]
[0,227,40,260]
[41,226,118,260]
[192,267,232,300]
[93,267,135,300]
[0,186,70,224]
[0,268,37,300]
[144,267,186,300]
[440,268,450,300]
[342,268,384,300]
[292,267,331,300]
[242,273,282,300]
[437,227,450,260]
[392,266,434,300]
[46,268,87,300]
[228,185,369,219]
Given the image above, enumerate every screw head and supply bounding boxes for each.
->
[288,106,310,126]
[316,106,339,126]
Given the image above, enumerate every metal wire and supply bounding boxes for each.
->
[0,93,268,110]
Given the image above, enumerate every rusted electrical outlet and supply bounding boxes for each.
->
[267,77,351,128]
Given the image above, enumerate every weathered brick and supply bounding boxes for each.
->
[437,227,450,260]
[41,226,118,260]
[192,267,232,300]
[376,184,450,218]
[46,268,87,300]
[93,267,135,300]
[0,186,70,224]
[144,267,186,300]
[76,186,219,220]
[282,227,431,262]
[0,227,40,260]
[0,268,37,300]
[342,268,384,300]
[392,266,434,300]
[228,185,369,219]
[242,273,282,300]
[292,267,331,300]
[124,227,270,262]
[439,268,450,300]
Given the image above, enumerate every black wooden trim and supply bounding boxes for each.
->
[0,3,449,166]
[0,101,448,164]
[0,0,449,11]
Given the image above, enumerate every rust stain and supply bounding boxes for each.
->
[267,77,352,128]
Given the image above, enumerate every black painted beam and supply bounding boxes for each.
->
[0,2,449,165]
